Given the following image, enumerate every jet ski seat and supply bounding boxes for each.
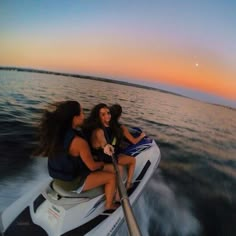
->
[51,181,104,199]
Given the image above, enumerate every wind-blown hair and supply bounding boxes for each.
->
[109,104,123,145]
[110,104,122,125]
[83,103,123,145]
[82,103,108,140]
[34,100,81,158]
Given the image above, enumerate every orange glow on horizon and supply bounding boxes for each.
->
[1,37,235,100]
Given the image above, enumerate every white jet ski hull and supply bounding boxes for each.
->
[1,135,161,236]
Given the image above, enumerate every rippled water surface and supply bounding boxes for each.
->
[0,70,236,236]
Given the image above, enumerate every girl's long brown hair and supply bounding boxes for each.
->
[83,103,123,145]
[34,100,80,158]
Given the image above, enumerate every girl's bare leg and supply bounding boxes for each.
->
[83,171,116,209]
[118,154,136,189]
[103,164,123,202]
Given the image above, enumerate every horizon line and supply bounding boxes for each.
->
[0,65,235,110]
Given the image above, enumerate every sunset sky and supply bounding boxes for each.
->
[1,1,236,107]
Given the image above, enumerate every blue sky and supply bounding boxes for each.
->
[1,0,236,107]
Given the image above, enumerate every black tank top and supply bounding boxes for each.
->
[48,129,90,181]
[92,127,119,163]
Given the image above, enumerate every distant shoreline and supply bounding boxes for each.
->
[0,66,180,96]
[0,66,234,110]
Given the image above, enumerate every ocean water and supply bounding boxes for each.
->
[0,70,236,236]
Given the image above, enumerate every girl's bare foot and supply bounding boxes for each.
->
[126,181,133,190]
[105,203,120,210]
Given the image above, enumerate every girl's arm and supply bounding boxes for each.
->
[122,125,145,144]
[95,129,114,156]
[95,129,108,149]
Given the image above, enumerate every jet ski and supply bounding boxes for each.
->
[0,128,161,236]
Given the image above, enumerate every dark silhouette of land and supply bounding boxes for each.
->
[0,66,234,110]
[0,66,184,96]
